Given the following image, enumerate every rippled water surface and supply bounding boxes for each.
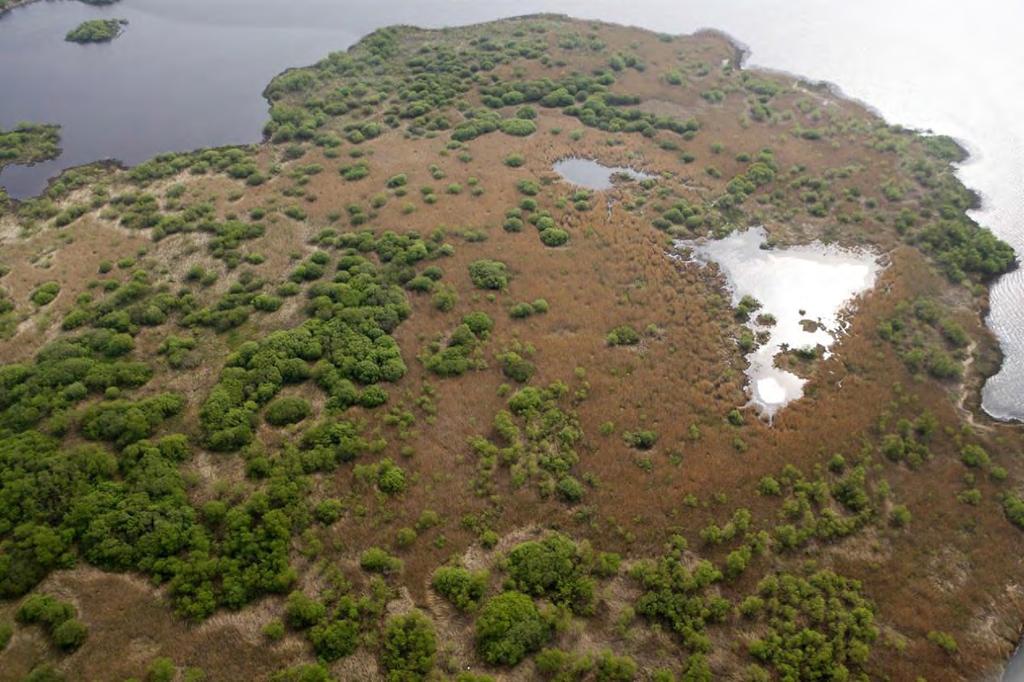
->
[683,228,880,416]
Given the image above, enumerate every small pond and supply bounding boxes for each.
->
[680,227,881,417]
[552,157,654,191]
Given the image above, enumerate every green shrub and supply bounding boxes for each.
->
[498,351,534,383]
[623,430,657,450]
[927,630,958,654]
[284,592,325,629]
[468,260,509,290]
[381,611,437,680]
[360,547,403,574]
[504,153,525,167]
[556,476,584,503]
[500,118,537,136]
[475,591,551,666]
[265,396,311,426]
[31,281,61,306]
[540,228,569,247]
[51,618,88,651]
[432,566,488,611]
[606,325,640,346]
[309,608,359,661]
[147,658,176,682]
[505,534,594,614]
[376,458,407,495]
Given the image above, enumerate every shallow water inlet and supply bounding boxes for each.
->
[680,227,881,417]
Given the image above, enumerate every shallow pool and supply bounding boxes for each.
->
[552,157,654,191]
[680,227,881,417]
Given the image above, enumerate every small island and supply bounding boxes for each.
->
[0,122,60,172]
[65,18,126,44]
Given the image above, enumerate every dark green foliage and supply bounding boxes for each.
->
[498,350,534,383]
[309,602,360,661]
[200,233,432,450]
[473,381,584,500]
[475,591,551,666]
[539,227,569,247]
[746,571,877,679]
[432,566,489,611]
[500,118,537,136]
[734,295,761,322]
[285,591,326,629]
[633,535,729,652]
[0,621,11,651]
[468,260,509,290]
[265,396,312,426]
[79,393,184,446]
[504,534,595,614]
[422,312,493,377]
[30,281,61,306]
[16,593,88,651]
[0,330,154,434]
[381,610,437,680]
[52,618,89,651]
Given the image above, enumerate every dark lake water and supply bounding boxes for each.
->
[2,0,1023,676]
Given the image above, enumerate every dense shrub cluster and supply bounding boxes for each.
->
[504,534,595,614]
[632,535,729,652]
[877,297,969,381]
[475,591,552,666]
[470,382,585,502]
[743,571,877,679]
[421,311,493,377]
[432,566,489,611]
[200,231,444,450]
[381,610,437,680]
[16,593,88,652]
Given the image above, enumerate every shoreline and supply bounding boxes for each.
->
[2,11,1019,430]
[0,12,1022,679]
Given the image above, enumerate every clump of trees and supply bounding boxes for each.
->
[632,535,729,652]
[470,382,585,502]
[744,571,877,679]
[432,566,489,611]
[381,610,437,680]
[504,534,596,615]
[877,297,969,381]
[422,311,493,377]
[475,591,552,666]
[16,593,88,652]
